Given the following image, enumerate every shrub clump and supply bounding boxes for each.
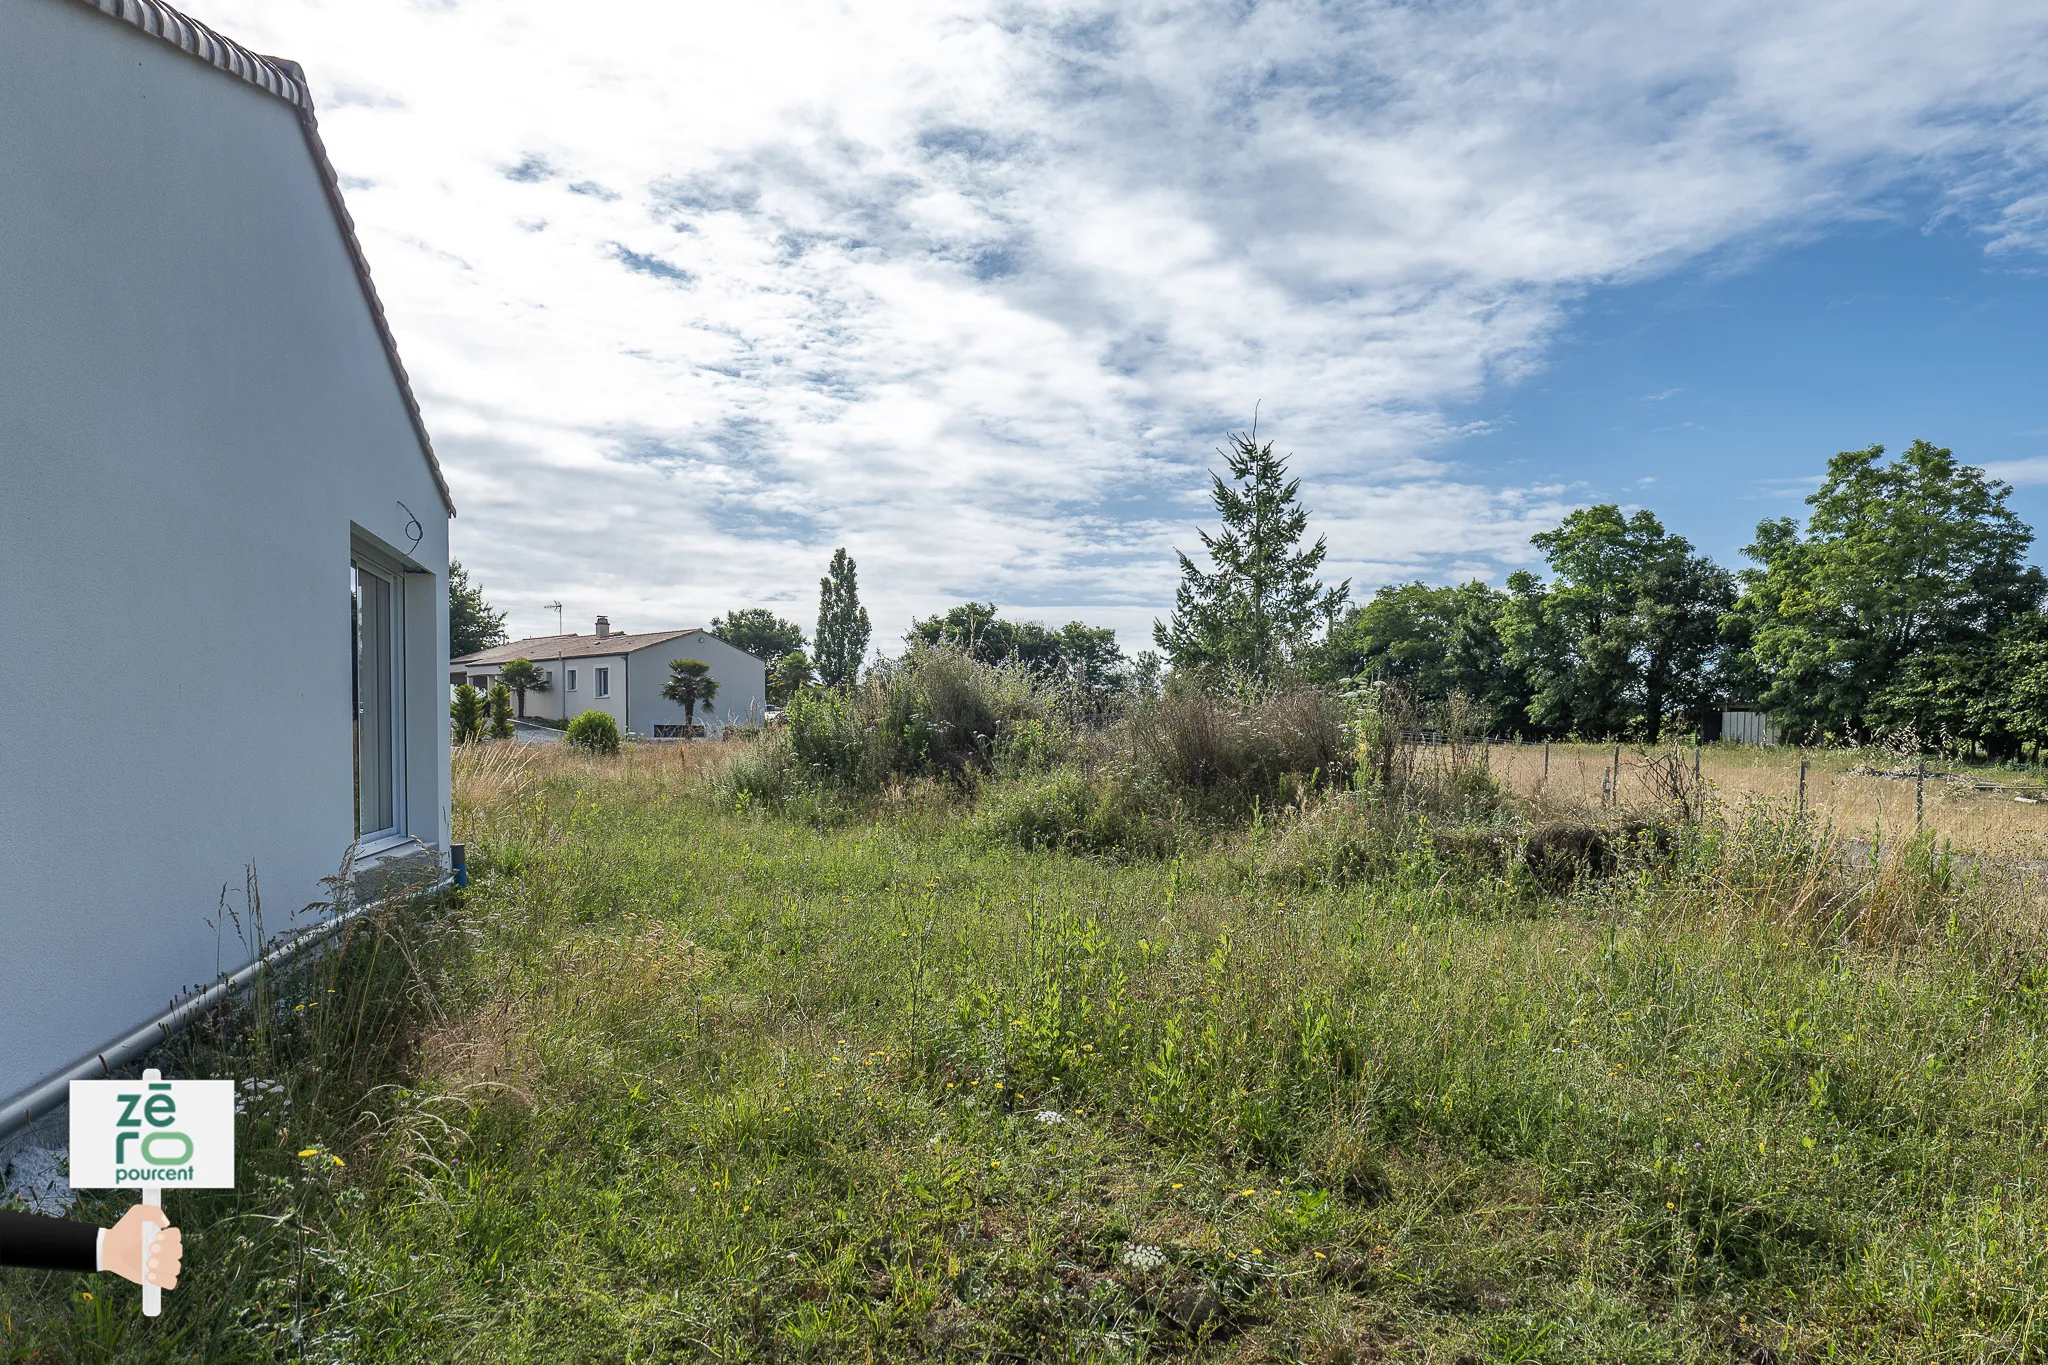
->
[965,766,1173,858]
[723,646,1070,807]
[565,710,622,755]
[1119,685,1351,822]
[965,686,1355,858]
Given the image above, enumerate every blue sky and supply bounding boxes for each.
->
[1446,211,2048,574]
[191,0,2048,651]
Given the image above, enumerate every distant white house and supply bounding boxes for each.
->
[1,0,453,1130]
[455,617,768,738]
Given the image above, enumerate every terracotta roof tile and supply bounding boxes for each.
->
[452,630,704,667]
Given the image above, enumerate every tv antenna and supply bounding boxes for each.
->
[544,600,564,635]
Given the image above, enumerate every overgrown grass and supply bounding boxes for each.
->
[10,739,2048,1361]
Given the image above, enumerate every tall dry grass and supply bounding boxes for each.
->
[1488,740,2048,860]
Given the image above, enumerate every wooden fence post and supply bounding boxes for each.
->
[1916,759,1925,832]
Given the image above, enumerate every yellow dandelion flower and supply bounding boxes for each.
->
[297,1148,318,1158]
[1171,1183,1183,1189]
[1313,1251,1326,1259]
[330,1155,346,1168]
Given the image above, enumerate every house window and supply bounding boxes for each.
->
[351,558,404,841]
[595,667,610,698]
[567,669,577,691]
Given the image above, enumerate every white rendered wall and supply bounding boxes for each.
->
[0,0,452,1106]
[568,655,630,730]
[626,634,769,738]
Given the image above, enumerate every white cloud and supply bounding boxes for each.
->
[183,0,2048,644]
[1983,456,2048,487]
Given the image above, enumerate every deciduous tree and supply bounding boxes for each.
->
[448,560,509,658]
[1501,505,1731,742]
[710,609,806,663]
[815,548,872,688]
[906,603,1128,707]
[1330,580,1531,730]
[1738,441,2043,740]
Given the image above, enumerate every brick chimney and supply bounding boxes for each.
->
[595,615,610,640]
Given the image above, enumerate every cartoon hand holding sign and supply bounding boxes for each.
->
[64,1068,234,1315]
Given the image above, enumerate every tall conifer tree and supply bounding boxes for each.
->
[1153,431,1348,685]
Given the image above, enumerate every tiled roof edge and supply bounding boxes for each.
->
[73,0,310,105]
[452,629,704,665]
[70,0,457,519]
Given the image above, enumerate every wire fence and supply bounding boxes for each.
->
[1401,736,2048,850]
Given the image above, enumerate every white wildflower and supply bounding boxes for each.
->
[1119,1243,1167,1272]
[234,1077,285,1114]
[1035,1110,1064,1125]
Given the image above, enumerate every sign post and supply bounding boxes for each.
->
[70,1068,235,1316]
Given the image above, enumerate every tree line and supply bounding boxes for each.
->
[450,431,2048,757]
[1165,434,2048,755]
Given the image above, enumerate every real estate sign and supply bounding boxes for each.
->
[71,1072,235,1317]
[69,1077,235,1189]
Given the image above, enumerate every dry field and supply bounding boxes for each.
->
[1488,740,2048,859]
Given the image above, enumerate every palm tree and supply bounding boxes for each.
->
[770,650,816,706]
[660,659,720,737]
[498,657,550,719]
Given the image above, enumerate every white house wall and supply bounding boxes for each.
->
[0,0,451,1106]
[625,634,768,738]
[565,654,630,729]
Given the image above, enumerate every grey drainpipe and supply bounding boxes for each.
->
[0,842,443,1142]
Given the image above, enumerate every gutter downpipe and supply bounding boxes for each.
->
[0,843,446,1143]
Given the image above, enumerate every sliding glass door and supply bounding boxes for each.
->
[351,559,402,841]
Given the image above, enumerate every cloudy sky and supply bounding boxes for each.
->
[194,0,2048,650]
